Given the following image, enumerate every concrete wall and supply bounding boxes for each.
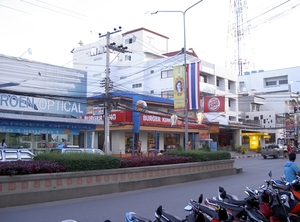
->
[0,159,240,208]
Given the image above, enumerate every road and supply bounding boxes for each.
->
[0,155,291,222]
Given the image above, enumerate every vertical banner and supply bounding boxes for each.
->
[187,62,200,110]
[173,65,185,111]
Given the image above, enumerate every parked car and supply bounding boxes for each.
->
[49,148,105,155]
[261,144,284,159]
[0,149,35,162]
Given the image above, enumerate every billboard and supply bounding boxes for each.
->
[0,55,87,116]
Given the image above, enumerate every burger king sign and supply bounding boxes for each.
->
[204,96,225,112]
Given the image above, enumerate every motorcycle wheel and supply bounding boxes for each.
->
[289,215,300,222]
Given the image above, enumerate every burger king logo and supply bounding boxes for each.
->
[208,97,220,112]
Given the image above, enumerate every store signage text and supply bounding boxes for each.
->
[0,93,85,115]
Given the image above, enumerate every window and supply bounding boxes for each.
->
[125,37,136,45]
[279,80,288,85]
[125,55,131,61]
[228,99,231,107]
[202,75,207,83]
[228,82,231,90]
[217,79,219,87]
[132,83,142,88]
[266,81,276,86]
[161,70,173,79]
[161,90,173,99]
[150,70,154,74]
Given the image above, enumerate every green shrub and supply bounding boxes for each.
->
[164,150,230,162]
[34,153,121,172]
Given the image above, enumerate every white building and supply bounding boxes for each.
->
[71,27,251,152]
[238,67,300,147]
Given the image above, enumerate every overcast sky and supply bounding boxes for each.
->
[1,0,299,71]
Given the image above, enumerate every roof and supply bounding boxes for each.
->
[163,48,199,58]
[122,27,169,39]
[88,90,174,105]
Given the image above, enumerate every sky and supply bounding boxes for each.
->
[0,0,300,72]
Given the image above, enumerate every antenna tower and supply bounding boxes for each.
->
[226,0,254,76]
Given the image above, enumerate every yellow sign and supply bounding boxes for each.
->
[173,65,185,110]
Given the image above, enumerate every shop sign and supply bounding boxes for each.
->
[141,114,184,126]
[209,125,220,133]
[78,110,130,123]
[204,96,225,112]
[199,129,209,139]
[0,93,86,116]
[0,126,80,135]
[0,119,95,131]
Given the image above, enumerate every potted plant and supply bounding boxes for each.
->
[240,146,247,154]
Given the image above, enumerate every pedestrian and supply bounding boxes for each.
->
[287,145,291,154]
[283,144,288,158]
[1,139,7,148]
[284,152,300,182]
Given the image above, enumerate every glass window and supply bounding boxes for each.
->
[19,151,34,160]
[4,151,18,160]
[164,134,180,150]
[161,90,174,99]
[161,70,173,79]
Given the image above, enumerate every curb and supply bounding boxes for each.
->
[231,154,261,159]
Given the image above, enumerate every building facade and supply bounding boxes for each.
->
[0,55,99,154]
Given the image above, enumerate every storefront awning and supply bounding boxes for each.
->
[0,113,98,134]
[204,113,229,125]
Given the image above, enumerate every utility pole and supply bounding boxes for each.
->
[99,27,131,154]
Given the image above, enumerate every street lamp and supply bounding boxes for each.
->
[291,92,300,147]
[151,0,203,151]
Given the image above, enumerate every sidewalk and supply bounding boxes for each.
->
[230,151,261,159]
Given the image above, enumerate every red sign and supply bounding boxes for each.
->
[204,96,225,112]
[78,110,132,123]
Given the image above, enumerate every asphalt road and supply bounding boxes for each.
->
[0,155,292,222]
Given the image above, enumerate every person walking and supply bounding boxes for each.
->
[1,139,7,148]
[284,152,300,182]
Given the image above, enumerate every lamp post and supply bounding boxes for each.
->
[291,92,300,147]
[151,0,203,151]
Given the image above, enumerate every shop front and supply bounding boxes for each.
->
[86,110,207,155]
[0,114,97,154]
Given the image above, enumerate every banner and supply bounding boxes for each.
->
[187,62,200,110]
[173,65,185,111]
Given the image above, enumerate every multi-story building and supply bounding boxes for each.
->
[73,27,270,153]
[238,67,300,147]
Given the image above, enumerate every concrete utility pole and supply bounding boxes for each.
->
[99,27,131,154]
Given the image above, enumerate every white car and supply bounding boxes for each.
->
[0,149,35,162]
[49,148,105,155]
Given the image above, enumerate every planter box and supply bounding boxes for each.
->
[0,159,240,208]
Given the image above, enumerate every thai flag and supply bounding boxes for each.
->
[187,62,200,110]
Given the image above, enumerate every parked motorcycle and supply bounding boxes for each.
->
[125,211,152,222]
[214,171,300,222]
[154,194,233,222]
[205,191,268,222]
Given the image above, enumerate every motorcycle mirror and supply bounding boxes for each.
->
[220,190,227,199]
[198,194,203,204]
[219,186,225,192]
[268,170,272,178]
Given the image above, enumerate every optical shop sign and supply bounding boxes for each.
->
[0,120,95,135]
[0,93,86,116]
